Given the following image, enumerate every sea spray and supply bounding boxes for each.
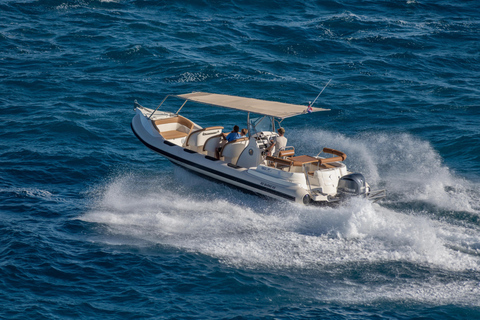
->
[81,170,480,273]
[293,129,480,214]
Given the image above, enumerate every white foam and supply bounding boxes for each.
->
[292,129,480,214]
[320,278,480,306]
[79,130,480,306]
[80,169,480,273]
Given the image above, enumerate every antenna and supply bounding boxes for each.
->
[310,79,332,108]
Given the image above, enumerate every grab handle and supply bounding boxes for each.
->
[318,148,347,164]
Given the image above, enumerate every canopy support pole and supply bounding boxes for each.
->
[149,95,170,119]
[175,100,188,115]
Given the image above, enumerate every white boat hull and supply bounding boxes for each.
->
[131,111,309,202]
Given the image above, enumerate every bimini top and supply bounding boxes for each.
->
[174,92,330,119]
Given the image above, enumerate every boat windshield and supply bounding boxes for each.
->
[248,114,274,136]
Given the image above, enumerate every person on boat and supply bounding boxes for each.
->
[240,128,248,137]
[223,125,242,142]
[268,127,287,157]
[216,125,242,158]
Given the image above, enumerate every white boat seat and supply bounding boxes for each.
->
[220,137,249,164]
[203,134,224,157]
[185,126,224,148]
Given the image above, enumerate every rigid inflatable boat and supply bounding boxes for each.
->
[131,92,385,204]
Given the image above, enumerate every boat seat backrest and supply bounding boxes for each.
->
[278,147,295,158]
[266,155,293,171]
[185,126,224,147]
[203,134,223,157]
[319,147,347,164]
[220,137,249,164]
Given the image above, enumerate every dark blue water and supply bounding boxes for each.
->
[2,0,480,318]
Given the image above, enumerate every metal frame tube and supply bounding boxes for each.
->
[149,95,170,119]
[175,100,188,115]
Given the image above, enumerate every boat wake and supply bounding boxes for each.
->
[80,131,480,305]
[293,129,480,214]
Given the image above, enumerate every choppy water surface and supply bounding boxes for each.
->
[1,0,480,319]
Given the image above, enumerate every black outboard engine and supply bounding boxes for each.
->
[337,173,368,198]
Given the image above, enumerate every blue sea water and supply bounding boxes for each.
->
[1,0,480,318]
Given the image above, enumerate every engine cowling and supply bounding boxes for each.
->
[337,173,367,197]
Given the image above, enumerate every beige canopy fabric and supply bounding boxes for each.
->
[174,92,329,119]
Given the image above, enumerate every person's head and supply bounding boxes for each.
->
[278,127,285,135]
[233,125,240,133]
[241,128,248,136]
